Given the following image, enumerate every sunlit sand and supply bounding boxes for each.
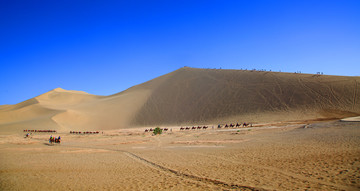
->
[0,68,359,190]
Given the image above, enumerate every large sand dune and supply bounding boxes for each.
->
[132,68,360,126]
[1,68,360,190]
[0,67,359,133]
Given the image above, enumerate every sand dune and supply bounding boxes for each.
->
[132,68,360,126]
[0,88,101,133]
[35,87,102,108]
[0,67,359,133]
[0,68,359,190]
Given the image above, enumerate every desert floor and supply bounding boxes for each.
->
[0,121,359,190]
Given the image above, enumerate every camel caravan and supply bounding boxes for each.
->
[144,122,252,132]
[70,131,100,134]
[218,122,252,128]
[180,126,209,130]
[144,128,169,133]
[23,129,56,133]
[179,122,251,131]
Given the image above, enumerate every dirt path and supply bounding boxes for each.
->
[62,144,265,191]
[60,135,359,191]
[192,152,356,191]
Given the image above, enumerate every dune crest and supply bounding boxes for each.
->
[35,87,101,108]
[1,68,359,133]
[132,68,360,126]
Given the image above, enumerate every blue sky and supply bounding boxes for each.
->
[1,0,359,105]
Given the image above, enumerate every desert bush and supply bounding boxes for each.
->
[153,127,162,135]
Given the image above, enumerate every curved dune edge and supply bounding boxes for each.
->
[0,67,359,133]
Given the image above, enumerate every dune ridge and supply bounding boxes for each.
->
[131,68,360,126]
[0,67,359,133]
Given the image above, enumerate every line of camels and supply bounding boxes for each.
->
[144,122,252,132]
[69,131,100,134]
[180,126,208,130]
[220,122,252,128]
[23,130,57,133]
[144,128,169,132]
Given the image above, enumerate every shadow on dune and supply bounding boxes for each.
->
[1,67,359,132]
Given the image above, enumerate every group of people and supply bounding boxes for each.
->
[49,135,61,143]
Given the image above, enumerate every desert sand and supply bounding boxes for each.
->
[0,68,359,133]
[341,116,360,122]
[0,68,359,190]
[0,120,359,190]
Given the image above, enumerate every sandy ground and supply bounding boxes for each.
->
[0,121,359,190]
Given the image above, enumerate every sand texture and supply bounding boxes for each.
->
[0,68,359,190]
[0,68,359,133]
[0,121,359,190]
[341,116,360,122]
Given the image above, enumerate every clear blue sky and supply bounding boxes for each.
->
[1,0,359,105]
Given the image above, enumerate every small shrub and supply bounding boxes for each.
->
[153,127,162,135]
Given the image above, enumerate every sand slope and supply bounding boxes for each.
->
[132,68,360,126]
[0,68,359,133]
[0,88,101,133]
